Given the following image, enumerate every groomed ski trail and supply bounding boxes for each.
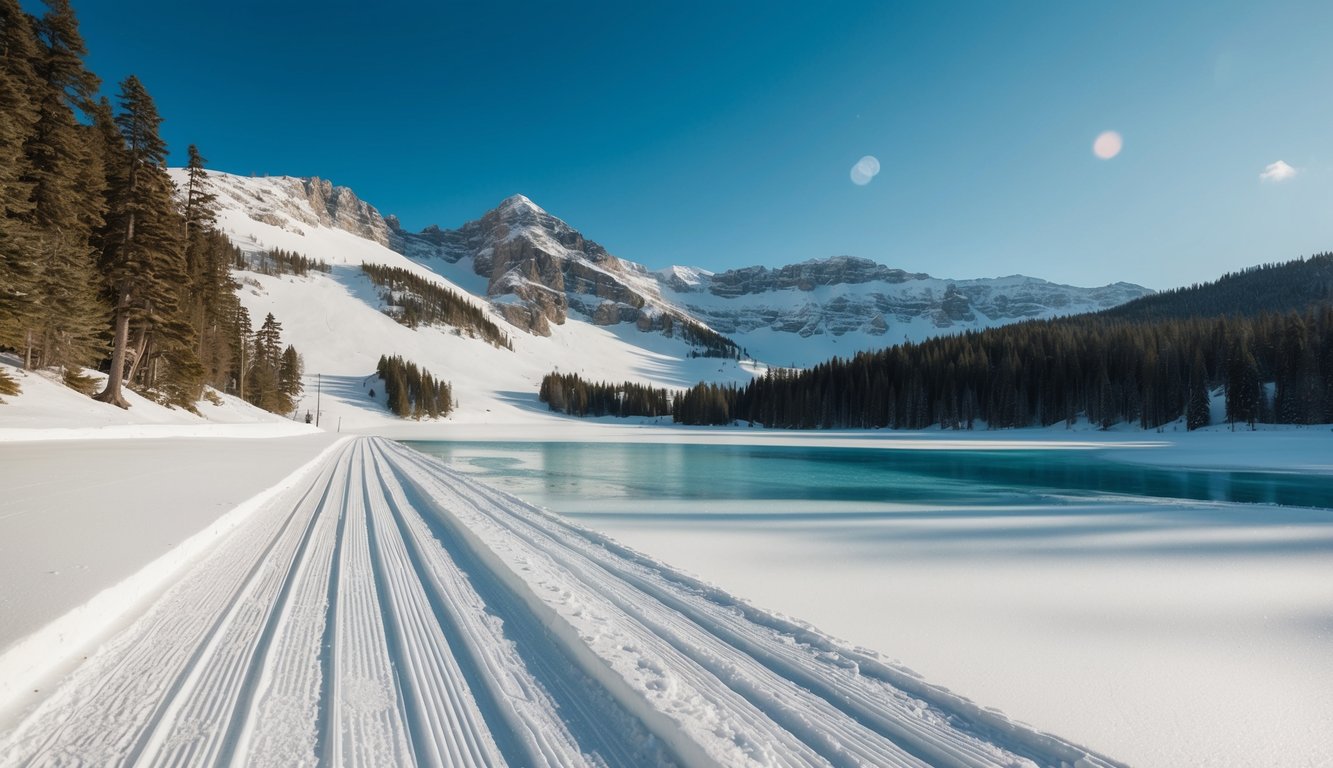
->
[0,437,1121,767]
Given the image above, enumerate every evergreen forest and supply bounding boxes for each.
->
[376,354,453,419]
[538,372,672,418]
[361,262,512,349]
[0,0,303,414]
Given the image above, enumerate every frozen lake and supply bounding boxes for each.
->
[407,439,1333,767]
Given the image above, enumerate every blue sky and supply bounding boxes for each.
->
[56,0,1333,288]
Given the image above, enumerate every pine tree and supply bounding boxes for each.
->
[225,305,244,398]
[96,75,189,407]
[181,146,220,359]
[1186,350,1210,431]
[279,344,302,405]
[20,0,106,373]
[248,312,286,412]
[1226,339,1261,429]
[0,0,40,354]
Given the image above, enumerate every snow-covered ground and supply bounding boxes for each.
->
[540,467,1333,768]
[0,438,1118,767]
[0,354,317,441]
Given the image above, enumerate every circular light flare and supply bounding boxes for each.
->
[850,155,881,185]
[1093,131,1123,160]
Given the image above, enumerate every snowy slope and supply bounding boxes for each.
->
[0,437,1120,767]
[0,354,316,440]
[184,169,759,431]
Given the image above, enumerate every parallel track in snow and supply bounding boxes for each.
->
[0,437,1120,768]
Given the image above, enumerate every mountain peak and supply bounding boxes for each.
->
[497,193,545,215]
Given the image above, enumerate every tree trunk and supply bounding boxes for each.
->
[95,287,132,409]
[125,328,151,387]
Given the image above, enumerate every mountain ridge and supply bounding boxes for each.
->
[195,167,1152,370]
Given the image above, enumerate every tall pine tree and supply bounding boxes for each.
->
[21,0,106,372]
[96,75,189,407]
[0,0,41,356]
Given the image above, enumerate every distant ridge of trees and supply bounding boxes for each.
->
[0,0,300,415]
[1104,252,1333,322]
[360,262,512,349]
[236,248,330,278]
[376,354,453,419]
[692,308,1333,430]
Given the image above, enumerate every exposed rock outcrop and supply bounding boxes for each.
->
[299,178,390,246]
[394,195,658,336]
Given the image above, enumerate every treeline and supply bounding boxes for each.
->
[538,372,671,417]
[1105,253,1333,322]
[542,306,1333,431]
[671,382,738,425]
[361,262,512,349]
[236,247,330,277]
[0,0,301,413]
[661,314,742,359]
[682,307,1333,430]
[376,355,453,419]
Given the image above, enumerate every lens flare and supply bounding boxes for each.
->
[850,155,881,185]
[1093,131,1123,160]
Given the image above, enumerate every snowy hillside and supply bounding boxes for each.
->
[185,168,1149,425]
[183,170,758,430]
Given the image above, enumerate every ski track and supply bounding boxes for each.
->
[0,437,1120,768]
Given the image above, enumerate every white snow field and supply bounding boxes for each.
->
[0,437,1119,767]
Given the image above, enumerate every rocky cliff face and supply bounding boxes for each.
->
[191,172,392,247]
[703,257,928,298]
[393,195,658,336]
[299,178,391,246]
[654,259,1152,359]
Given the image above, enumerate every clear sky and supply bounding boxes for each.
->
[53,0,1333,289]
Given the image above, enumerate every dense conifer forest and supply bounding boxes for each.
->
[360,262,512,349]
[0,0,302,414]
[376,354,453,419]
[1103,252,1333,322]
[703,306,1333,430]
[538,372,672,418]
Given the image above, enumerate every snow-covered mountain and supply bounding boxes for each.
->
[655,258,1148,366]
[387,184,1149,364]
[183,168,1150,424]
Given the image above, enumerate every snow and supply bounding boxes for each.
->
[1,167,1329,764]
[570,491,1333,768]
[0,354,317,441]
[0,433,343,714]
[0,438,1117,766]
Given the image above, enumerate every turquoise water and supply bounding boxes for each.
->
[402,441,1333,517]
